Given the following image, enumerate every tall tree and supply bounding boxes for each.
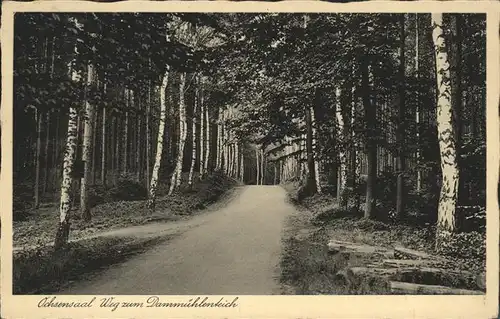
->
[396,14,406,219]
[147,67,170,209]
[432,13,460,249]
[169,72,188,193]
[188,76,198,187]
[362,59,376,219]
[80,62,96,221]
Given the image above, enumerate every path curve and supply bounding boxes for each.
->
[58,185,293,295]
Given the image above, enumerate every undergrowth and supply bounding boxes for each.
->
[280,182,486,295]
[13,236,168,294]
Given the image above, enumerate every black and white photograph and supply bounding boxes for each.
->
[1,2,499,318]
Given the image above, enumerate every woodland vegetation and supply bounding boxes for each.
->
[13,13,485,293]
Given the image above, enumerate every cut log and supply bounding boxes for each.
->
[349,267,399,277]
[476,272,486,290]
[393,246,445,261]
[328,240,393,257]
[383,259,440,268]
[390,281,484,295]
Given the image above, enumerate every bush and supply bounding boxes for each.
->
[436,231,486,260]
[311,207,360,226]
[107,174,147,202]
[13,183,34,221]
[87,184,108,208]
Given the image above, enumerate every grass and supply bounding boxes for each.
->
[13,235,170,294]
[14,172,237,248]
[13,172,238,294]
[280,182,486,295]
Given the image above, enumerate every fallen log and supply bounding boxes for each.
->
[393,246,434,260]
[349,267,399,277]
[390,281,484,295]
[383,259,438,268]
[327,240,394,257]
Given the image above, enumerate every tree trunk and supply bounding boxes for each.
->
[396,14,406,219]
[101,82,107,186]
[169,72,187,194]
[349,83,359,203]
[311,106,322,194]
[216,110,222,170]
[92,99,98,185]
[199,80,205,179]
[362,59,376,219]
[415,13,422,192]
[432,13,460,249]
[123,90,129,173]
[305,106,317,194]
[146,80,151,190]
[34,109,42,208]
[188,81,198,187]
[114,115,120,181]
[256,148,260,185]
[203,83,210,176]
[111,116,116,178]
[235,144,240,178]
[147,67,170,209]
[240,149,244,182]
[135,92,142,181]
[53,111,61,189]
[80,62,96,222]
[335,87,347,204]
[54,106,78,250]
[42,110,51,194]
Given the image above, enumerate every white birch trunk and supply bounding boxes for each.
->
[147,67,170,209]
[203,84,210,175]
[335,87,347,201]
[234,143,239,178]
[260,149,265,185]
[256,148,260,185]
[240,149,244,182]
[216,111,222,170]
[432,13,460,248]
[80,62,95,221]
[54,106,78,249]
[199,79,205,179]
[188,81,197,187]
[311,107,322,193]
[169,72,188,194]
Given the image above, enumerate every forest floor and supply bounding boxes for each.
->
[279,182,486,295]
[13,172,239,294]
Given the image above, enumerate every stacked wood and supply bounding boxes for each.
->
[390,281,484,295]
[327,240,394,258]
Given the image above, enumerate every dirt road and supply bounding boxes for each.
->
[58,185,293,295]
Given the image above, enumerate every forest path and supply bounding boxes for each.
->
[57,185,293,295]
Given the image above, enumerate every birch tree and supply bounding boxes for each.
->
[432,13,460,248]
[188,76,198,187]
[311,106,322,194]
[169,72,188,194]
[147,66,170,209]
[203,82,210,176]
[80,62,96,221]
[335,87,346,203]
